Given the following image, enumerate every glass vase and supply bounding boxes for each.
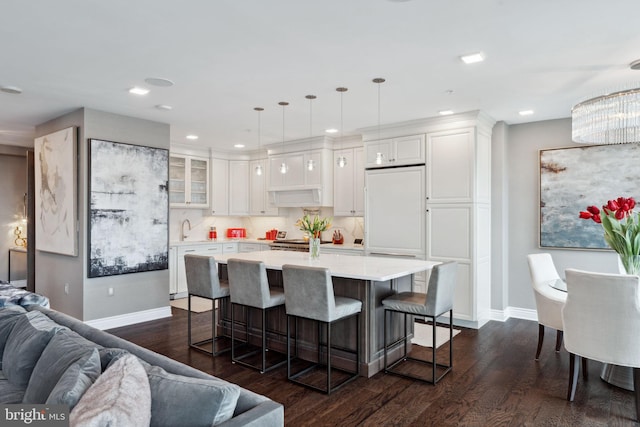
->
[619,254,640,276]
[309,237,321,260]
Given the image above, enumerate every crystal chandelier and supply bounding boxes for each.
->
[572,87,640,144]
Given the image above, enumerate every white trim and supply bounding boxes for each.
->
[489,306,538,323]
[85,306,172,330]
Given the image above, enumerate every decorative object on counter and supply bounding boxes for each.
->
[226,228,246,239]
[208,226,217,241]
[335,87,348,168]
[278,101,289,174]
[579,196,640,274]
[254,107,264,176]
[305,95,316,171]
[296,214,332,259]
[332,229,344,245]
[265,229,278,240]
[276,230,287,239]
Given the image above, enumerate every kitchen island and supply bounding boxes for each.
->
[212,250,439,377]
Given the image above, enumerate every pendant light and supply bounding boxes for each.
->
[278,101,289,174]
[254,107,264,175]
[336,87,348,168]
[305,94,316,171]
[373,78,385,165]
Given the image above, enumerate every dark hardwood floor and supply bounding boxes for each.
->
[108,307,639,426]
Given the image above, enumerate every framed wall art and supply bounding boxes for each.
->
[88,139,169,278]
[34,126,78,256]
[539,143,640,249]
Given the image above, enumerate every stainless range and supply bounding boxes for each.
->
[269,239,331,252]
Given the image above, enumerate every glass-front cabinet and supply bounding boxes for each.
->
[169,154,209,208]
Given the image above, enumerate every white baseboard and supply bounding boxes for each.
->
[489,307,538,323]
[85,306,172,330]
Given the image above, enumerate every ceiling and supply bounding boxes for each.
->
[1,0,639,151]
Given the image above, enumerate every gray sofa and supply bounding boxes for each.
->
[0,304,284,426]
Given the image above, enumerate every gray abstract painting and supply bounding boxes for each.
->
[540,143,640,249]
[89,139,169,277]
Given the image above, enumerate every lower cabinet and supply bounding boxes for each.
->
[172,242,239,297]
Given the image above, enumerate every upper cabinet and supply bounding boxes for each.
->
[228,160,249,216]
[426,128,475,204]
[365,134,425,168]
[169,154,209,208]
[333,147,365,216]
[210,157,229,215]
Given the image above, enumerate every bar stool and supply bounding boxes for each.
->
[382,261,457,384]
[227,258,287,373]
[183,254,231,356]
[282,264,362,394]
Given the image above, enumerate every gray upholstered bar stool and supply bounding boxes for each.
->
[183,254,231,356]
[227,258,287,373]
[382,261,457,384]
[282,264,362,394]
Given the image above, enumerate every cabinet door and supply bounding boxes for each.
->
[169,246,177,294]
[176,246,200,295]
[210,158,229,215]
[353,147,365,215]
[187,157,209,208]
[250,159,278,215]
[365,139,393,168]
[268,153,305,188]
[427,129,473,203]
[169,156,187,206]
[229,160,249,215]
[333,149,355,216]
[393,134,425,166]
[304,151,323,186]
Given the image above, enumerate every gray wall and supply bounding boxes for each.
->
[503,118,619,311]
[35,108,170,321]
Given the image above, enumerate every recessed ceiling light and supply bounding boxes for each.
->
[129,87,149,95]
[186,135,198,140]
[234,144,245,148]
[519,110,534,116]
[0,85,22,94]
[460,52,485,64]
[439,110,454,116]
[144,77,174,87]
[325,128,338,134]
[155,104,173,111]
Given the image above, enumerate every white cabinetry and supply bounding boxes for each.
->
[333,147,365,216]
[268,153,305,188]
[365,134,425,168]
[239,242,271,252]
[210,158,229,215]
[169,246,177,294]
[169,155,209,208]
[175,244,221,297]
[250,159,278,216]
[229,160,249,216]
[425,125,492,327]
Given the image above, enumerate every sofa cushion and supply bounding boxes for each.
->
[3,311,61,387]
[0,373,26,404]
[145,365,241,426]
[97,347,130,371]
[70,353,151,427]
[46,348,101,410]
[0,306,27,369]
[23,329,98,404]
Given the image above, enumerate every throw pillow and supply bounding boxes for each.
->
[97,347,130,371]
[145,365,241,426]
[23,329,98,404]
[0,306,27,369]
[3,311,61,387]
[70,354,151,427]
[46,349,101,410]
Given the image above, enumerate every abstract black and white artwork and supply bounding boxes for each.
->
[539,143,640,249]
[34,127,78,256]
[89,139,169,278]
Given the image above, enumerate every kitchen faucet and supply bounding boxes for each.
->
[181,219,191,241]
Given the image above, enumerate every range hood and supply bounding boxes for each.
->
[267,187,326,207]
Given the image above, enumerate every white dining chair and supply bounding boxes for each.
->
[563,268,640,420]
[526,253,567,359]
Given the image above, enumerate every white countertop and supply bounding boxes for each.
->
[213,250,438,281]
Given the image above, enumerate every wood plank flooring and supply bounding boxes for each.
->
[108,307,639,426]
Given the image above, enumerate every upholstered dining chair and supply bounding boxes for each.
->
[381,261,458,384]
[526,253,567,360]
[183,254,231,356]
[562,268,640,420]
[227,258,286,373]
[282,264,362,394]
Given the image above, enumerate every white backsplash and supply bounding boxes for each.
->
[170,207,364,244]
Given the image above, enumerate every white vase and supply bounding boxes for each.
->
[309,237,320,259]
